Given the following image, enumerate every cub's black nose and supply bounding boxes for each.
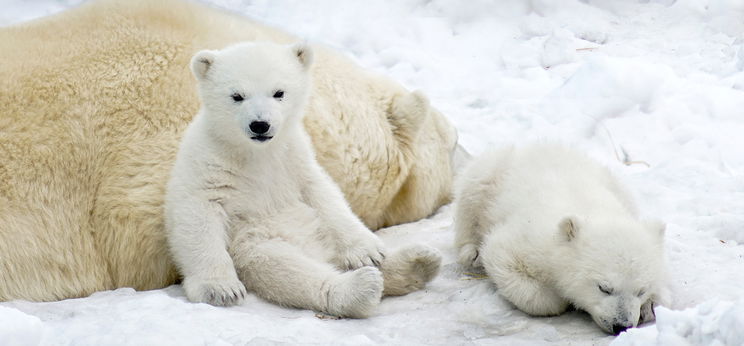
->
[249,121,270,134]
[612,324,629,335]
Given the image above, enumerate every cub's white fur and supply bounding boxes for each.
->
[454,144,670,334]
[165,42,440,317]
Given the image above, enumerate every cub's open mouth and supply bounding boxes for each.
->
[250,136,273,142]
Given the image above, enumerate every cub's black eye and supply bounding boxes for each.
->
[273,90,284,99]
[637,289,646,297]
[598,285,613,295]
[231,93,244,102]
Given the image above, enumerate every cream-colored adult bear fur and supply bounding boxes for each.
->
[0,0,458,302]
[167,42,441,316]
[454,144,670,334]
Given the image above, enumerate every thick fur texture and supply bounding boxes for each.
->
[166,42,440,317]
[0,0,457,302]
[454,144,670,334]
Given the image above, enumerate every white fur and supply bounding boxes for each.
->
[165,42,440,317]
[454,143,670,334]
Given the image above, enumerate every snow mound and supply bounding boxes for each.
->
[0,306,43,346]
[612,299,744,346]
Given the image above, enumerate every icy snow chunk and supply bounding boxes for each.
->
[0,306,43,346]
[709,215,744,244]
[519,13,552,38]
[612,299,744,346]
[541,28,578,68]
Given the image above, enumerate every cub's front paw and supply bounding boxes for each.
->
[640,287,672,324]
[183,276,247,307]
[458,243,482,269]
[640,299,656,324]
[335,231,386,270]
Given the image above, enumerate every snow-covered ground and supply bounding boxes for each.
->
[2,0,743,345]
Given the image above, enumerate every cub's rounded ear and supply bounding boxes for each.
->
[558,216,582,242]
[291,42,314,70]
[191,50,217,80]
[644,220,666,239]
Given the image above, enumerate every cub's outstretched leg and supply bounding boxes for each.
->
[230,236,383,318]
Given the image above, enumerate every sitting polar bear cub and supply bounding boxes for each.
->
[165,42,441,317]
[454,144,670,334]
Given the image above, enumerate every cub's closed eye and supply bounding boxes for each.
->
[273,90,284,99]
[231,93,244,102]
[598,285,613,295]
[637,289,646,297]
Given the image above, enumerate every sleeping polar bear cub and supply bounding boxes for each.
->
[454,144,670,334]
[165,42,441,317]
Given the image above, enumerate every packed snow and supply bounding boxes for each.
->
[1,0,743,345]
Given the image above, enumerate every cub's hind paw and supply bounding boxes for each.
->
[381,244,442,296]
[325,266,383,318]
[458,243,481,269]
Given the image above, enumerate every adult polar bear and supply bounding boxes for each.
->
[0,0,458,302]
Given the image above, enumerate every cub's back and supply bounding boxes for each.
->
[468,144,633,227]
